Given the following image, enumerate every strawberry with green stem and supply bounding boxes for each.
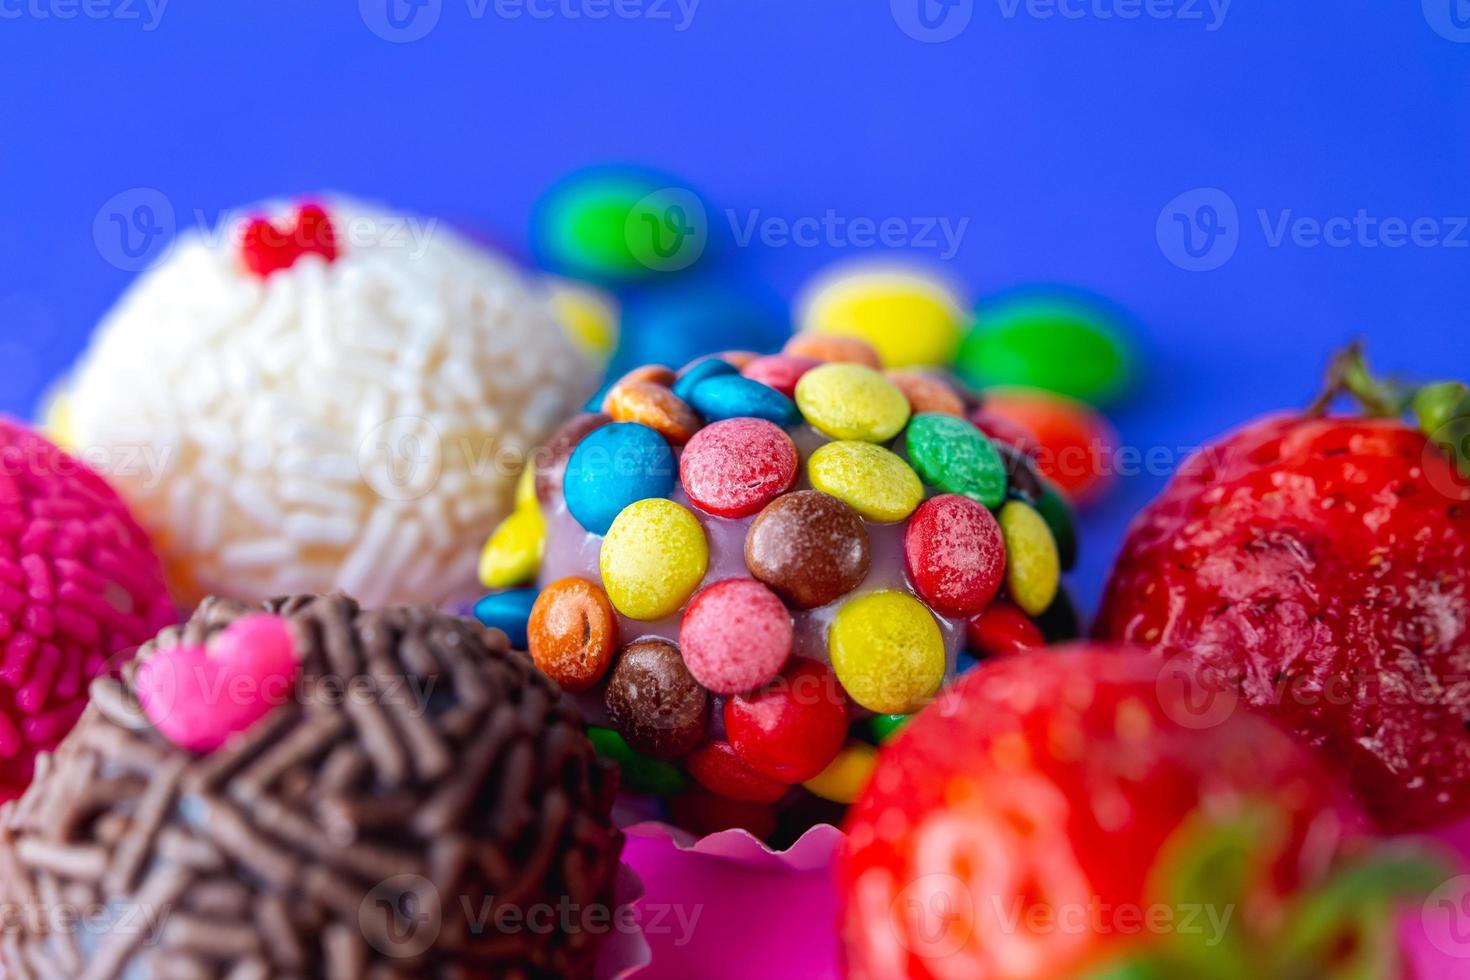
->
[838,648,1444,980]
[1097,344,1470,831]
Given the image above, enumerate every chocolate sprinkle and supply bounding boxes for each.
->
[0,594,623,979]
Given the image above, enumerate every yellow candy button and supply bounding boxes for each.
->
[799,266,966,368]
[514,463,539,511]
[795,363,911,443]
[600,498,709,620]
[549,278,619,360]
[808,441,923,523]
[479,506,545,589]
[829,590,945,713]
[803,743,878,804]
[997,500,1060,616]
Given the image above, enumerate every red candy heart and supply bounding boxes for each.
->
[725,658,848,783]
[240,203,339,278]
[135,614,299,753]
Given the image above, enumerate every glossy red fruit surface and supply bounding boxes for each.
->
[725,658,848,783]
[839,648,1431,980]
[1096,414,1470,832]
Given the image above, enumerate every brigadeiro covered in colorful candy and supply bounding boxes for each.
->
[475,335,1079,844]
[61,199,602,609]
[0,418,174,802]
[0,593,626,978]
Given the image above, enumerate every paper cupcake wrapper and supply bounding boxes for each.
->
[595,862,654,980]
[622,819,844,873]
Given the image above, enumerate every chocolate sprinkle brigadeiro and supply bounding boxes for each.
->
[0,594,624,980]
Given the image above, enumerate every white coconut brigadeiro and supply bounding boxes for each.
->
[66,199,603,607]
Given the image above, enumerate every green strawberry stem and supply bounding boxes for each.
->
[1307,342,1470,476]
[1139,804,1448,980]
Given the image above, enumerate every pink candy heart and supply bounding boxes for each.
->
[135,614,299,753]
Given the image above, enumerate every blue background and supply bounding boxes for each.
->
[2,0,1467,613]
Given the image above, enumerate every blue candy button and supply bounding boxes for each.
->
[687,374,798,426]
[671,356,738,403]
[474,588,540,649]
[563,422,676,534]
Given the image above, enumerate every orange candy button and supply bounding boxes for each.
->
[528,578,619,692]
[782,334,882,369]
[885,370,966,417]
[603,380,701,445]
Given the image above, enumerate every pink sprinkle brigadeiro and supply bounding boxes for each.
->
[0,418,175,798]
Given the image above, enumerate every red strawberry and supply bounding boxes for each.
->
[839,648,1442,980]
[1096,346,1470,831]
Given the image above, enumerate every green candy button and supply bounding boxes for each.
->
[905,413,1008,507]
[869,714,911,743]
[588,725,688,796]
[533,167,708,283]
[956,294,1133,405]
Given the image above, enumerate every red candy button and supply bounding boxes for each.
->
[679,418,798,518]
[686,741,790,803]
[725,658,848,783]
[679,578,793,694]
[668,789,778,839]
[741,354,821,398]
[903,494,1006,617]
[240,203,339,278]
[966,600,1045,659]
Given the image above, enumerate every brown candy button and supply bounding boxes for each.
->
[744,490,871,610]
[604,639,710,759]
[993,440,1045,502]
[535,412,611,503]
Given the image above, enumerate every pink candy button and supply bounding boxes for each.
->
[136,614,299,753]
[679,579,793,695]
[679,418,798,519]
